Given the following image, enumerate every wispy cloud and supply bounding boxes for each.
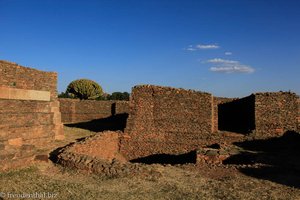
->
[206,58,255,74]
[184,43,220,51]
[225,52,232,55]
[210,65,255,73]
[185,45,197,51]
[206,58,238,64]
[196,44,220,49]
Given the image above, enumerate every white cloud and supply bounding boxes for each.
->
[185,47,197,51]
[210,65,255,73]
[196,44,220,49]
[184,43,220,51]
[225,52,232,55]
[206,58,238,64]
[206,58,255,74]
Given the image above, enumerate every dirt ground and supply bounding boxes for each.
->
[0,126,299,200]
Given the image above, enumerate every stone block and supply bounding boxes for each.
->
[8,137,23,147]
[0,86,50,101]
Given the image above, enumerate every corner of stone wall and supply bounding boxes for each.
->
[51,100,65,140]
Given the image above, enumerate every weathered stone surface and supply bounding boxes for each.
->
[0,60,64,170]
[59,131,126,163]
[120,85,213,160]
[215,92,299,137]
[56,131,149,177]
[8,138,23,147]
[254,92,299,137]
[59,99,129,123]
[0,86,50,101]
[196,144,235,165]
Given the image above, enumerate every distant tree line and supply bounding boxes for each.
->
[58,79,130,101]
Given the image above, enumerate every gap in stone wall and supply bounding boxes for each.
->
[218,95,255,134]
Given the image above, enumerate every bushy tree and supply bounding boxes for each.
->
[66,79,103,100]
[108,92,130,101]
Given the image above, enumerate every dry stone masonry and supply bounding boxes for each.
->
[254,92,299,137]
[0,60,64,170]
[120,85,214,160]
[217,92,299,137]
[1,60,299,172]
[120,85,299,161]
[55,86,299,173]
[59,98,129,123]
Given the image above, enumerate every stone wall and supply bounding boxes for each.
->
[59,99,129,123]
[120,85,213,160]
[254,92,299,137]
[216,91,299,137]
[0,60,64,170]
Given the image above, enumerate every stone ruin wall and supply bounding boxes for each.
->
[254,92,299,137]
[120,85,213,160]
[59,98,129,123]
[0,60,64,170]
[1,60,298,170]
[215,92,299,137]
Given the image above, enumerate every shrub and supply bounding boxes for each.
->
[108,92,130,101]
[66,79,103,100]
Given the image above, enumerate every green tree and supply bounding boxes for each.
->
[109,92,130,101]
[66,79,103,100]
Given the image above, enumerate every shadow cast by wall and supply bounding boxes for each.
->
[65,113,128,132]
[224,131,300,188]
[218,95,255,134]
[130,151,197,165]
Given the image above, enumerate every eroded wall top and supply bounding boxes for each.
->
[0,60,57,101]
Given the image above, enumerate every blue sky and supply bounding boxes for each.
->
[1,0,299,97]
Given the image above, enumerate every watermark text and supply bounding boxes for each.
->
[0,192,58,199]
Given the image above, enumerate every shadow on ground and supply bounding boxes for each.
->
[224,131,300,188]
[130,151,197,165]
[65,113,128,132]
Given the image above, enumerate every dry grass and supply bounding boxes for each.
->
[0,126,299,200]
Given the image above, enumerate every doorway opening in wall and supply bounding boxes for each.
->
[218,96,255,134]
